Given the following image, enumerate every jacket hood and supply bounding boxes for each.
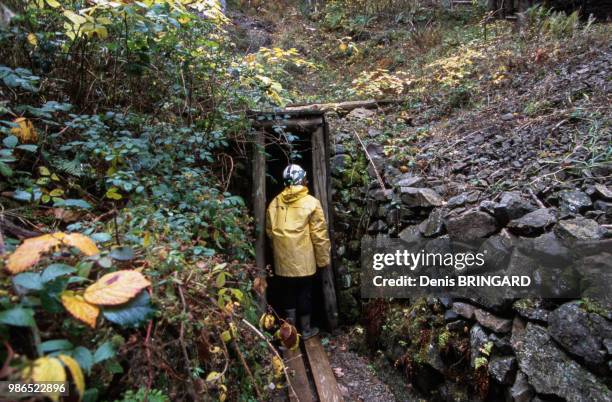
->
[280,185,309,204]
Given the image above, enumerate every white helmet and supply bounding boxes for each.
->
[282,164,306,186]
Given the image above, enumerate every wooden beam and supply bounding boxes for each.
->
[311,126,339,330]
[251,117,324,130]
[284,348,315,402]
[285,99,405,114]
[304,336,344,402]
[252,130,267,308]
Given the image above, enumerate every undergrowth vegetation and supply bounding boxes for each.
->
[0,1,308,400]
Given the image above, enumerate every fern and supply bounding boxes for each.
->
[52,157,85,177]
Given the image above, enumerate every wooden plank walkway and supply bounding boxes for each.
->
[284,347,316,402]
[304,336,344,402]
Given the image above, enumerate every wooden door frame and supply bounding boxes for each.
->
[250,111,339,330]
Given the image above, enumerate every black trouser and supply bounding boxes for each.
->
[277,274,314,316]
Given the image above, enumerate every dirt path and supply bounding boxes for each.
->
[323,331,406,402]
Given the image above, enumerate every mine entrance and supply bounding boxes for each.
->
[248,110,339,331]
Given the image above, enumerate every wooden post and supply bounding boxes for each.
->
[311,125,339,331]
[252,130,267,309]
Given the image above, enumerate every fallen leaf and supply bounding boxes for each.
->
[22,356,66,401]
[63,233,99,256]
[84,270,151,306]
[10,117,38,143]
[61,291,99,328]
[333,367,345,378]
[58,354,85,399]
[6,234,63,274]
[6,232,99,274]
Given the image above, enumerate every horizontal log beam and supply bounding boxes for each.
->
[284,99,405,113]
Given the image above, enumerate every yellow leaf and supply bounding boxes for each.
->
[61,291,99,328]
[10,117,38,143]
[63,10,87,26]
[5,232,99,274]
[58,355,85,400]
[339,43,347,52]
[84,270,151,306]
[27,33,38,46]
[6,234,63,274]
[63,233,100,256]
[105,187,122,200]
[206,371,221,382]
[272,355,284,380]
[49,188,64,197]
[22,357,66,400]
[22,356,66,382]
[220,330,231,343]
[45,0,61,8]
[39,166,51,176]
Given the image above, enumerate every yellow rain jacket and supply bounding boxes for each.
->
[266,185,331,277]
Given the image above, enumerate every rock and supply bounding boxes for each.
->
[494,191,536,223]
[501,113,514,121]
[554,217,606,241]
[488,356,517,385]
[398,225,423,244]
[548,301,612,367]
[419,208,446,237]
[452,302,476,320]
[367,220,387,234]
[507,208,556,236]
[511,323,609,402]
[527,231,571,265]
[479,230,515,272]
[331,154,352,176]
[509,371,534,402]
[369,188,393,201]
[558,189,592,215]
[474,309,512,333]
[394,175,424,188]
[447,192,470,208]
[512,299,550,323]
[594,183,612,200]
[469,324,489,368]
[444,309,459,322]
[423,339,445,373]
[479,200,498,215]
[398,187,444,207]
[445,209,497,241]
[446,319,468,332]
[488,333,513,354]
[347,107,375,120]
[593,200,612,219]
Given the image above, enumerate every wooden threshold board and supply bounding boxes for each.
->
[304,336,344,402]
[283,347,315,402]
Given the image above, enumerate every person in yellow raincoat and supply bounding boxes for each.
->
[266,164,331,339]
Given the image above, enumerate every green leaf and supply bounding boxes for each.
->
[42,264,76,283]
[93,341,116,364]
[91,233,112,243]
[0,161,13,177]
[71,346,94,374]
[109,246,134,261]
[41,339,73,353]
[216,272,225,288]
[2,135,18,148]
[54,198,92,209]
[46,0,61,8]
[102,291,154,327]
[13,272,43,290]
[0,307,35,327]
[16,144,37,152]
